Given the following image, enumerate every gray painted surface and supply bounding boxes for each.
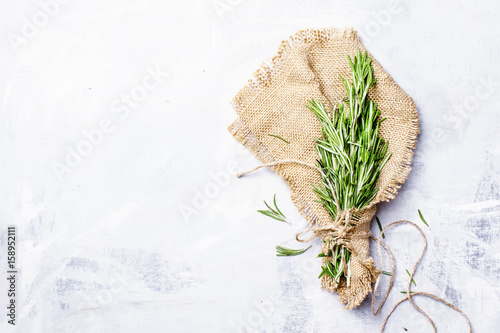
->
[0,0,499,332]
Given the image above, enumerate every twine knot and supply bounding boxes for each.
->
[295,192,365,254]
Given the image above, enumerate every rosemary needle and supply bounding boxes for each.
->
[406,269,416,286]
[418,209,429,228]
[276,245,311,256]
[257,194,289,224]
[382,270,392,276]
[268,133,290,144]
[376,216,385,238]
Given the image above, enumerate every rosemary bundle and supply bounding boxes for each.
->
[230,28,420,308]
[308,50,391,286]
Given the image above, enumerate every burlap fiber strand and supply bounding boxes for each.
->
[228,28,419,309]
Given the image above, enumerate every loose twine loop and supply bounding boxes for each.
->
[372,221,472,332]
[237,160,472,332]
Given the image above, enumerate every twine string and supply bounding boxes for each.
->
[237,161,472,332]
[371,221,473,333]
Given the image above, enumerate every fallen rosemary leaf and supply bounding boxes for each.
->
[418,209,429,228]
[376,216,385,238]
[276,245,311,256]
[257,194,289,224]
[268,133,290,144]
[406,269,416,286]
[400,291,416,294]
[382,270,392,276]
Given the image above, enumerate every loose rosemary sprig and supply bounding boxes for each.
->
[276,245,311,256]
[257,194,289,224]
[308,50,391,285]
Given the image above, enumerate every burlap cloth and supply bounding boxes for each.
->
[228,28,419,309]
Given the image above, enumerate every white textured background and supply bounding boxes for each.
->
[1,0,499,332]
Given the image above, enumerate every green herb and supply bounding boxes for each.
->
[309,50,391,285]
[376,216,385,238]
[382,270,392,276]
[317,249,332,258]
[400,291,416,294]
[406,269,416,286]
[268,133,290,144]
[276,245,311,256]
[257,194,289,224]
[318,254,349,282]
[418,209,429,227]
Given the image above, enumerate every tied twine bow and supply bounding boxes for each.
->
[295,191,371,282]
[237,160,473,332]
[295,196,362,244]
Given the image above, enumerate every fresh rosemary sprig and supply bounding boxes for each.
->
[276,245,311,256]
[257,194,289,224]
[308,50,391,285]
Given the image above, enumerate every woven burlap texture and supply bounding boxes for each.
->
[228,28,419,309]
